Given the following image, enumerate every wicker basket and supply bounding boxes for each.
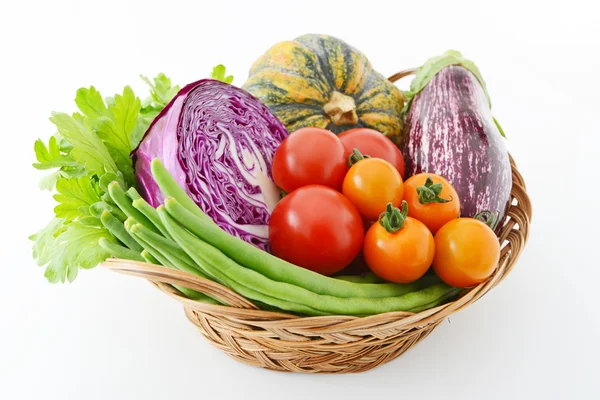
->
[102,70,532,374]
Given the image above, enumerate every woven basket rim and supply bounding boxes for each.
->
[103,153,531,327]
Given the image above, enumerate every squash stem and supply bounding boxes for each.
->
[324,91,358,125]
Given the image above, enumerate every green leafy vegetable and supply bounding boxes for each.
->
[74,86,112,122]
[49,112,118,177]
[30,218,67,268]
[31,67,227,283]
[95,86,141,185]
[211,64,234,84]
[140,73,180,111]
[53,177,103,221]
[31,73,180,282]
[33,136,79,170]
[41,222,115,283]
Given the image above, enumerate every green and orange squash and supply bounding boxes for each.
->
[242,34,405,142]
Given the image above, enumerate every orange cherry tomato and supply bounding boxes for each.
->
[363,202,435,283]
[403,173,460,234]
[342,156,403,221]
[433,218,500,288]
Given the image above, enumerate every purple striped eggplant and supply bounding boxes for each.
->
[402,51,511,230]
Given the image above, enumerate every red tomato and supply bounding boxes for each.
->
[338,128,405,178]
[272,127,347,193]
[269,185,364,276]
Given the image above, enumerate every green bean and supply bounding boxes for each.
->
[159,208,458,316]
[99,238,144,262]
[164,197,434,299]
[127,227,221,305]
[150,159,209,220]
[154,211,329,316]
[406,287,461,313]
[335,273,385,284]
[126,187,142,201]
[130,198,173,240]
[90,201,126,222]
[135,221,319,314]
[125,220,211,281]
[131,223,196,268]
[107,182,159,234]
[141,250,160,265]
[100,210,144,252]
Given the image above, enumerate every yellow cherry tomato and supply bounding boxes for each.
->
[403,173,460,234]
[342,152,403,221]
[433,218,500,288]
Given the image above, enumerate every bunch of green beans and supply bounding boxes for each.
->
[97,159,460,316]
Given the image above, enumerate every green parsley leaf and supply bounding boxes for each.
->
[49,112,118,177]
[31,73,180,282]
[140,73,180,109]
[211,64,233,84]
[29,218,67,268]
[96,86,140,186]
[38,171,62,191]
[33,136,78,170]
[53,176,103,221]
[42,222,115,283]
[75,86,112,123]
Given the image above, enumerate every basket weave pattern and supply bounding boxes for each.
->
[103,155,530,373]
[102,70,531,373]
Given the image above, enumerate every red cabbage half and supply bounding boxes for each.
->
[132,79,288,250]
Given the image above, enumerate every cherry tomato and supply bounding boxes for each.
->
[272,127,347,193]
[363,202,435,283]
[338,128,405,178]
[403,173,460,234]
[269,185,364,275]
[342,157,404,221]
[433,218,500,288]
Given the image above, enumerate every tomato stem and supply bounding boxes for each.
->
[474,210,500,230]
[416,176,452,204]
[378,201,408,233]
[347,148,371,168]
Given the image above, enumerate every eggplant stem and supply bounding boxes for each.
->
[474,210,500,230]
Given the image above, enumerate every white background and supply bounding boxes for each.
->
[1,0,598,398]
